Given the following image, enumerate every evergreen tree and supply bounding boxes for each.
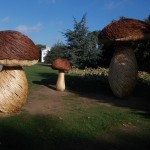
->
[81,31,101,68]
[63,14,88,68]
[132,14,150,71]
[145,15,150,25]
[44,42,67,64]
[63,14,101,68]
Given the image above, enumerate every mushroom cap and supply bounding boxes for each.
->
[0,30,40,66]
[51,58,71,71]
[98,18,150,44]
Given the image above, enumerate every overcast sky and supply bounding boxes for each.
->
[0,0,150,47]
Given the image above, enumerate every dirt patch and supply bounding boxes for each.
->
[22,85,69,115]
[22,85,149,116]
[0,83,149,117]
[120,122,138,133]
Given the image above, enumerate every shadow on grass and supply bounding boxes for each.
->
[32,72,150,118]
[0,114,150,150]
[38,63,51,67]
[32,72,57,90]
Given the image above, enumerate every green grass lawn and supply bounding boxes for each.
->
[0,63,150,150]
[23,63,57,88]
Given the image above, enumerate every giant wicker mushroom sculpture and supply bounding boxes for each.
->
[0,30,39,113]
[51,58,71,91]
[98,18,150,98]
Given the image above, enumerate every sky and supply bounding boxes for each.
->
[0,0,150,47]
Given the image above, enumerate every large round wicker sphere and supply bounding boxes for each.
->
[0,66,28,113]
[108,46,138,98]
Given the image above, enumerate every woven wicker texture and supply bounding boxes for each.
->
[0,66,28,113]
[0,30,39,66]
[108,46,138,98]
[99,18,150,44]
[0,59,38,67]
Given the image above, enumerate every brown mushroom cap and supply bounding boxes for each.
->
[0,30,39,66]
[51,58,71,71]
[98,18,150,44]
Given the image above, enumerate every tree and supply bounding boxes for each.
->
[132,14,150,71]
[99,44,116,68]
[44,42,67,64]
[145,15,150,25]
[132,40,150,71]
[80,31,102,68]
[63,14,88,68]
[63,14,101,68]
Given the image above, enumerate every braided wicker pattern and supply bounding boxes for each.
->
[0,67,28,113]
[108,46,138,98]
[0,30,39,65]
[99,18,150,44]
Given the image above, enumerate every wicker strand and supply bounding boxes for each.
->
[108,46,138,98]
[0,66,28,113]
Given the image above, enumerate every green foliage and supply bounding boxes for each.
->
[63,14,88,67]
[132,40,150,71]
[98,44,116,68]
[36,44,46,50]
[65,14,88,48]
[144,14,150,25]
[132,14,150,71]
[63,14,101,68]
[44,42,67,64]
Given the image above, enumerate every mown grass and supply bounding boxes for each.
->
[23,63,57,88]
[0,63,150,150]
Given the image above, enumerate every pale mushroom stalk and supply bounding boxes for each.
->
[0,66,28,113]
[56,70,65,91]
[51,58,71,92]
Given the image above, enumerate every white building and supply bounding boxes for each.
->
[41,46,51,62]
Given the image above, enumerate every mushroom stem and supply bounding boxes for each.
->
[108,45,138,98]
[0,66,28,113]
[56,70,65,91]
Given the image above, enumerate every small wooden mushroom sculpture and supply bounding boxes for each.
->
[51,58,71,91]
[0,30,39,113]
[98,18,150,98]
